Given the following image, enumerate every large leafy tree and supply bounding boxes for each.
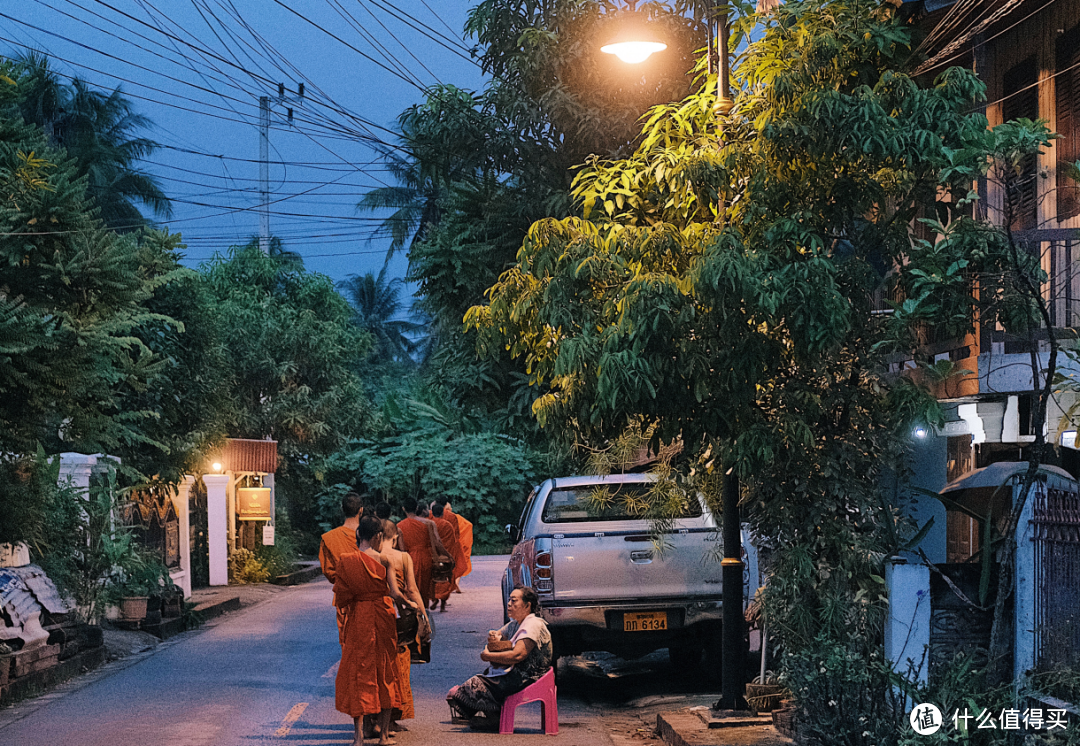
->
[0,63,169,459]
[468,0,1053,738]
[12,53,172,232]
[200,243,371,462]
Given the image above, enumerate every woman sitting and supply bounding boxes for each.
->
[446,586,552,727]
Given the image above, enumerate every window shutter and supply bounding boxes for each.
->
[1057,26,1080,220]
[1003,56,1039,230]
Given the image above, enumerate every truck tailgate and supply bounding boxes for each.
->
[551,527,721,602]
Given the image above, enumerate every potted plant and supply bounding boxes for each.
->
[107,551,171,623]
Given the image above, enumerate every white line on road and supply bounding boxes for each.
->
[275,702,309,737]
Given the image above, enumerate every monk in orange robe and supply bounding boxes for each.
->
[397,496,449,608]
[380,520,429,730]
[429,503,461,612]
[320,492,364,645]
[441,498,473,591]
[335,515,415,746]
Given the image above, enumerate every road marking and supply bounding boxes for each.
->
[322,660,339,678]
[275,702,309,737]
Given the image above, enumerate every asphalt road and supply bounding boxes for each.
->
[0,555,714,746]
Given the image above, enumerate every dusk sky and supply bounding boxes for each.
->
[2,1,489,287]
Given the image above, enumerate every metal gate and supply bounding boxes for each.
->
[1033,487,1080,669]
[124,484,180,569]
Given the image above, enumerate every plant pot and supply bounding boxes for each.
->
[119,596,149,622]
[746,683,786,713]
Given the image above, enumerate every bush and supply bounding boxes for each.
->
[783,635,907,746]
[229,548,270,584]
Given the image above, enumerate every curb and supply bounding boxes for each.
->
[192,596,242,620]
[657,711,794,746]
[272,563,323,586]
[0,646,107,707]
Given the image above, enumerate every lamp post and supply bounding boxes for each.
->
[601,6,746,712]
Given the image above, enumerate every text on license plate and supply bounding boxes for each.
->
[624,611,667,632]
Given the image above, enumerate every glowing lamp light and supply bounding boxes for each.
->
[212,461,223,472]
[601,19,667,64]
[912,426,929,439]
[601,39,667,64]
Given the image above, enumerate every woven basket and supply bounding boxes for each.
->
[746,683,786,713]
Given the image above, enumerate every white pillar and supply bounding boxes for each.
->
[204,474,230,586]
[264,472,275,525]
[226,475,237,552]
[58,453,98,496]
[1014,481,1038,680]
[170,476,196,599]
[885,557,931,690]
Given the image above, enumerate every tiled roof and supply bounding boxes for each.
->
[0,565,70,644]
[223,438,278,474]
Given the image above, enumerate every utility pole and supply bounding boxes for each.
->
[257,82,304,254]
[259,96,270,254]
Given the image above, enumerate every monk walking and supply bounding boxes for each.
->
[380,520,430,731]
[436,497,473,593]
[397,496,449,608]
[320,492,364,645]
[430,503,461,612]
[334,515,416,746]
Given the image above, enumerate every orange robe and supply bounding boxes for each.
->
[432,516,460,602]
[390,555,415,720]
[319,525,358,644]
[447,510,473,580]
[334,552,400,717]
[398,516,434,606]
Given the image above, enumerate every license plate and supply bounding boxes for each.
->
[623,611,667,632]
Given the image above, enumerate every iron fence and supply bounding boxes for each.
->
[1032,486,1080,669]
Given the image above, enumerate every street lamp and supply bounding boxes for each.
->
[601,3,744,712]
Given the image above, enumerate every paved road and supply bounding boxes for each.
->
[0,555,710,746]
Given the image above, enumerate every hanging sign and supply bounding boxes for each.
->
[262,525,275,545]
[237,487,272,521]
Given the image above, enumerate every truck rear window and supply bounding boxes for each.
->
[540,483,703,523]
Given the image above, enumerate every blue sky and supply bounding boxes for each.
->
[3,1,488,285]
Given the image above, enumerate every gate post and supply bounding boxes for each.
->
[171,476,196,598]
[885,556,931,688]
[1014,481,1038,680]
[204,473,230,586]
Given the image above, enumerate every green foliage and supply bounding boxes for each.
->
[338,267,423,367]
[782,635,907,746]
[10,52,171,232]
[469,0,1054,663]
[0,91,179,474]
[228,547,270,585]
[317,386,542,549]
[200,241,371,462]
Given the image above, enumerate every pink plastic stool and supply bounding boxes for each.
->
[499,667,559,735]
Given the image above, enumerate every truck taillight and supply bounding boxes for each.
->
[536,552,552,566]
[536,567,552,579]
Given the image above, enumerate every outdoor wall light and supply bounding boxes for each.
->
[212,461,223,472]
[913,426,929,439]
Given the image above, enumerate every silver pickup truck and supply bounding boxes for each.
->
[502,473,757,672]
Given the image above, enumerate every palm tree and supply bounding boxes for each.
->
[13,53,172,232]
[356,86,491,264]
[338,268,424,365]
